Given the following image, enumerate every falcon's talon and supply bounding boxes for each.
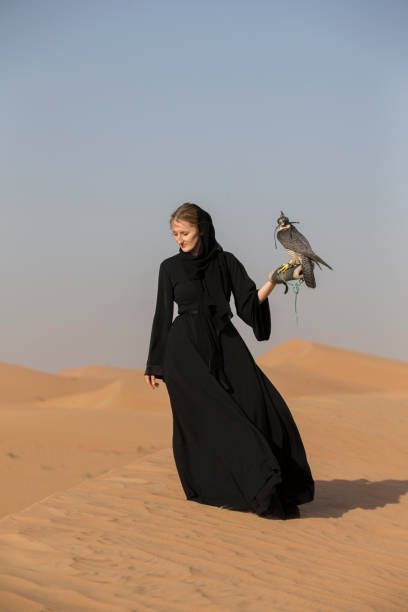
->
[276,263,291,273]
[271,262,302,285]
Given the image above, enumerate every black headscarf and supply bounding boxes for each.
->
[178,205,234,392]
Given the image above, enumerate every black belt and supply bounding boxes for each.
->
[178,307,199,315]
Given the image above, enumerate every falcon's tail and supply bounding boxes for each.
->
[300,257,316,288]
[311,253,333,270]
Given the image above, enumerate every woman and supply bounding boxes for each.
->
[144,203,314,519]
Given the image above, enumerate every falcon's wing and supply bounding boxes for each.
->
[277,225,333,271]
[277,225,314,256]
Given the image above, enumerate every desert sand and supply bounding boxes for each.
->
[0,339,407,610]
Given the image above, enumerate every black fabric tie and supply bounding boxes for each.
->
[196,277,233,393]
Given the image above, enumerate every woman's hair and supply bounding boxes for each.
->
[169,202,199,228]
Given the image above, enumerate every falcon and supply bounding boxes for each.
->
[274,211,333,288]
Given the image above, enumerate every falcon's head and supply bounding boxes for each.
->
[276,211,290,228]
[274,211,300,248]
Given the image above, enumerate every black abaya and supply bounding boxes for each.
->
[144,250,314,517]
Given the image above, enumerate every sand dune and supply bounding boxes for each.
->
[35,376,170,412]
[258,339,408,396]
[57,364,137,380]
[0,340,407,609]
[0,405,171,518]
[0,391,406,611]
[0,361,109,407]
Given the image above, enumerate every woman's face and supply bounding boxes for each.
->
[171,219,201,255]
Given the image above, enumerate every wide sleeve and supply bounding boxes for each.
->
[144,261,174,380]
[227,252,271,341]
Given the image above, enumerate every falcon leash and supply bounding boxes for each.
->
[289,278,304,326]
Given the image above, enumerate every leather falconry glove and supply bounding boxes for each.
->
[268,262,304,294]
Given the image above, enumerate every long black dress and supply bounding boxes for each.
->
[144,250,314,517]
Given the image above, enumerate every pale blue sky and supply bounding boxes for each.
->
[1,0,407,372]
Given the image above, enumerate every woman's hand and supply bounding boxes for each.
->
[144,374,159,390]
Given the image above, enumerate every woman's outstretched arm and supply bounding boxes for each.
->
[226,251,271,341]
[258,278,277,304]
